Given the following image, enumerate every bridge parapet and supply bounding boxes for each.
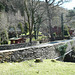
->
[0,39,75,63]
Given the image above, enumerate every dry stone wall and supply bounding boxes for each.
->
[0,40,75,63]
[0,42,37,50]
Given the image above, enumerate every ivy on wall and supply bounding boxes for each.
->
[56,44,67,55]
[0,2,5,12]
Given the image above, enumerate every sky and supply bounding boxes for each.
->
[61,0,75,10]
[41,0,75,10]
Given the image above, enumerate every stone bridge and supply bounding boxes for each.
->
[64,50,75,62]
[0,39,75,63]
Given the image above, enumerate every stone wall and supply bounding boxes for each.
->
[0,40,75,63]
[0,42,37,50]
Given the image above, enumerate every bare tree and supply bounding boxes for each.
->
[23,0,44,43]
[45,0,71,41]
[23,0,71,43]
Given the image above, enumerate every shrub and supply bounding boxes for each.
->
[53,32,56,37]
[37,35,47,43]
[56,44,67,55]
[64,26,70,38]
[2,40,8,44]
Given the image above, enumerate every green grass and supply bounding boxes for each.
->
[0,59,75,75]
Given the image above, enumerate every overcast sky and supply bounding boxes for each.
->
[41,0,75,10]
[61,0,75,10]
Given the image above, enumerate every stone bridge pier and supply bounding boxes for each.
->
[64,50,75,62]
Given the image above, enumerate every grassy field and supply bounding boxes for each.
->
[0,59,75,75]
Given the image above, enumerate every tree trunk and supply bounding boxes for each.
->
[45,0,54,41]
[29,30,32,43]
[61,13,64,39]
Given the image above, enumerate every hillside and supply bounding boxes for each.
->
[0,0,74,37]
[0,0,24,27]
[0,0,69,26]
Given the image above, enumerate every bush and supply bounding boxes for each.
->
[37,35,47,43]
[2,40,8,44]
[56,44,67,55]
[53,32,56,37]
[64,26,70,39]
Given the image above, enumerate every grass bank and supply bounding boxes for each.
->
[0,59,75,75]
